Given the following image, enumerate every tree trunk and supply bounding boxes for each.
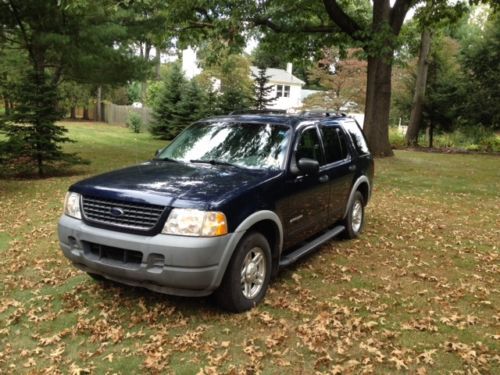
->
[406,28,432,146]
[155,47,162,80]
[363,56,394,157]
[96,86,102,122]
[4,98,10,115]
[70,106,76,119]
[83,107,89,120]
[362,0,394,157]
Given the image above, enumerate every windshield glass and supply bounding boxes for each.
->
[158,122,291,170]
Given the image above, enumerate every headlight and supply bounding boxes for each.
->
[162,209,228,237]
[64,192,82,219]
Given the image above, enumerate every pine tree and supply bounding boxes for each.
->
[176,79,204,128]
[150,63,187,139]
[252,66,275,110]
[1,71,85,177]
[219,85,251,114]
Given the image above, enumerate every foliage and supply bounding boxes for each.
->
[176,79,204,125]
[0,71,86,176]
[126,112,143,133]
[460,11,500,129]
[0,0,149,175]
[251,67,275,110]
[127,82,142,104]
[150,63,187,139]
[304,48,367,112]
[58,81,93,117]
[198,53,252,115]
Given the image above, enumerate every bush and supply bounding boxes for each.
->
[389,128,406,149]
[126,112,142,133]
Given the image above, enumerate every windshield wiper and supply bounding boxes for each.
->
[190,159,244,169]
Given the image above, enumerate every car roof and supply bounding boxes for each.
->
[200,114,355,129]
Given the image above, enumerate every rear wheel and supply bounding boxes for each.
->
[343,191,365,239]
[215,232,271,312]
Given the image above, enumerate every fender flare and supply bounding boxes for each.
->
[343,176,371,219]
[211,210,284,289]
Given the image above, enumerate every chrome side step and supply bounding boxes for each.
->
[279,225,345,268]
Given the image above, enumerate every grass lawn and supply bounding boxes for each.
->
[0,122,498,374]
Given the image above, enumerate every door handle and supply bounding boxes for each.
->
[319,174,329,183]
[349,165,356,172]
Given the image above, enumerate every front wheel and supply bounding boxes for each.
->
[342,191,365,239]
[215,232,271,312]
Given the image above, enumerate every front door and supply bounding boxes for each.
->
[282,126,331,249]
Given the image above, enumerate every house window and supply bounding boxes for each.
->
[276,85,291,98]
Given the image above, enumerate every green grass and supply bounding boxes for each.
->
[0,121,499,373]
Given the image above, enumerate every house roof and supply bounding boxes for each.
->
[250,66,305,86]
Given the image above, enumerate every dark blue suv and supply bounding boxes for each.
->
[58,114,374,312]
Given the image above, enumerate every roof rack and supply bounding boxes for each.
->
[229,109,287,115]
[299,109,347,118]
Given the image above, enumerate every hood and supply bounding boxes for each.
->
[70,160,280,208]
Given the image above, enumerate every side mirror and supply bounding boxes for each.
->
[297,157,319,175]
[155,149,161,158]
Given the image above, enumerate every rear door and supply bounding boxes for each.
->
[319,125,355,220]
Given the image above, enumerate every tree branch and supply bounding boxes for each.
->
[322,0,365,41]
[251,17,337,34]
[6,0,35,63]
[390,0,415,35]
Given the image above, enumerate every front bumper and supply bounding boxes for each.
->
[58,215,234,296]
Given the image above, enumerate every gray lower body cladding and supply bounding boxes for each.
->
[58,215,234,297]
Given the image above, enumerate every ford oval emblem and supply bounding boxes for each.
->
[110,207,125,217]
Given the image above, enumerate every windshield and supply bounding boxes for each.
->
[157,121,291,170]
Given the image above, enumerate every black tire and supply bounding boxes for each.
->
[215,232,272,312]
[342,191,365,239]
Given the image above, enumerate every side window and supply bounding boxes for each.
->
[296,127,324,164]
[322,126,349,163]
[343,121,369,155]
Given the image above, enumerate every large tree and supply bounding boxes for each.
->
[166,0,421,156]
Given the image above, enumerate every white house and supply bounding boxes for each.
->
[250,63,304,111]
[181,48,306,111]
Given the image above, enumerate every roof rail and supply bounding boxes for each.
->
[229,109,287,115]
[299,110,348,118]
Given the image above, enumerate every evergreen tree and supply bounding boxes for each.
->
[176,79,204,127]
[150,63,187,139]
[219,86,251,114]
[252,67,276,110]
[201,86,223,118]
[0,71,85,176]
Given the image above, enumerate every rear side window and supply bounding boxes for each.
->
[343,121,370,155]
[321,127,349,163]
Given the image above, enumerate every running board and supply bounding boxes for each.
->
[279,225,345,268]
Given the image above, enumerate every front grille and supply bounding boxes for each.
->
[81,195,165,231]
[87,242,143,265]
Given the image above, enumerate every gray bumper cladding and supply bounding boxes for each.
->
[58,215,234,297]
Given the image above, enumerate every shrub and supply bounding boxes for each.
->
[389,128,406,149]
[126,112,142,133]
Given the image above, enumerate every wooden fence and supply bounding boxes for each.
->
[102,103,153,128]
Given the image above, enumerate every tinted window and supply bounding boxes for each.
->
[343,121,369,155]
[159,122,291,169]
[322,127,349,163]
[296,127,324,164]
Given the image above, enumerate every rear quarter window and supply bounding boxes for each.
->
[342,121,370,155]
